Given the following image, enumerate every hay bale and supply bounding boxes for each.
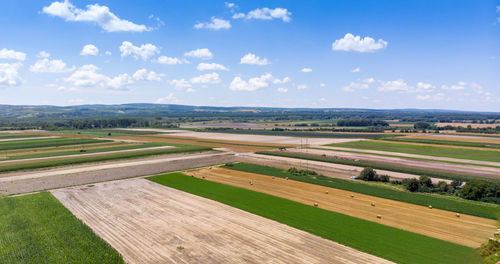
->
[202,176,205,179]
[377,214,382,219]
[428,205,432,209]
[285,177,288,180]
[371,202,375,207]
[456,213,460,217]
[325,191,329,194]
[249,180,253,185]
[272,176,275,179]
[314,202,318,207]
[351,194,355,198]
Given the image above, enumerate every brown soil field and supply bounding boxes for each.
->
[404,134,500,144]
[52,179,393,264]
[185,167,498,248]
[0,151,234,195]
[288,148,500,179]
[375,140,500,152]
[436,123,499,128]
[0,142,135,157]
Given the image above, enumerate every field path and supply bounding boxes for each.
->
[185,167,498,248]
[0,136,60,142]
[52,179,394,264]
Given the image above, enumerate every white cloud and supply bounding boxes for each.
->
[332,33,388,52]
[197,62,228,71]
[186,87,196,93]
[64,64,131,90]
[297,84,307,90]
[184,48,213,60]
[132,69,164,81]
[320,83,325,87]
[194,17,231,30]
[351,67,360,73]
[38,51,51,58]
[157,56,184,65]
[190,72,221,84]
[30,53,74,73]
[277,87,288,93]
[229,73,274,91]
[42,1,151,32]
[273,76,290,84]
[0,48,26,61]
[105,51,112,56]
[319,97,326,102]
[416,95,431,100]
[416,82,434,91]
[0,62,23,87]
[240,53,269,65]
[233,8,292,22]
[378,79,409,92]
[225,2,236,8]
[170,79,191,90]
[301,68,312,73]
[156,93,179,104]
[441,82,466,90]
[120,41,159,61]
[80,44,98,56]
[342,78,375,92]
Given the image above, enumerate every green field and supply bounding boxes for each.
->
[5,142,168,160]
[149,173,480,264]
[0,138,110,151]
[52,129,163,137]
[0,192,124,264]
[224,163,500,219]
[258,150,498,183]
[328,140,500,163]
[0,134,42,140]
[0,145,211,173]
[381,137,500,149]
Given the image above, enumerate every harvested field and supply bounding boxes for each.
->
[436,122,499,128]
[51,179,393,264]
[286,148,500,180]
[184,167,498,248]
[181,122,269,130]
[405,134,500,144]
[0,151,233,195]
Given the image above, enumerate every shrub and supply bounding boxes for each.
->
[359,167,377,181]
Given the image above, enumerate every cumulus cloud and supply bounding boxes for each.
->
[332,33,388,52]
[378,79,409,92]
[301,68,312,73]
[194,17,231,30]
[273,77,290,84]
[156,93,179,104]
[351,67,360,73]
[233,7,291,22]
[157,56,184,65]
[64,64,132,90]
[0,48,26,61]
[229,73,274,91]
[80,44,98,56]
[42,0,151,32]
[441,81,466,90]
[342,78,375,92]
[170,79,191,90]
[240,53,269,65]
[197,62,228,71]
[120,41,159,61]
[297,84,307,90]
[30,52,74,73]
[416,95,431,100]
[132,68,164,81]
[416,82,434,91]
[0,62,23,87]
[184,48,213,60]
[190,72,221,84]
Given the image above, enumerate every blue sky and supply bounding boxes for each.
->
[0,0,499,111]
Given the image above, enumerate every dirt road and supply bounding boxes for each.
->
[52,179,394,264]
[185,167,497,248]
[0,151,234,195]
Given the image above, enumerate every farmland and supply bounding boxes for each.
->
[150,172,481,264]
[0,192,123,264]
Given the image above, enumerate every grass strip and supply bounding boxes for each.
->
[0,138,110,151]
[0,192,124,264]
[257,150,500,183]
[0,146,211,173]
[0,134,42,140]
[224,162,500,219]
[329,141,500,163]
[149,173,481,264]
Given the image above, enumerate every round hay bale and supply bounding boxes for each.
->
[325,191,329,194]
[272,176,275,179]
[371,202,375,207]
[377,214,382,219]
[202,176,205,179]
[456,213,460,217]
[314,202,318,207]
[351,194,355,198]
[285,177,288,180]
[249,180,253,185]
[428,205,432,209]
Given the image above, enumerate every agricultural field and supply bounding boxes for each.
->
[0,137,110,151]
[150,173,481,264]
[0,192,123,264]
[328,140,500,163]
[50,129,165,137]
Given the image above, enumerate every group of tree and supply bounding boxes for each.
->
[336,118,389,127]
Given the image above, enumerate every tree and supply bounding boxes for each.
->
[404,178,420,192]
[414,122,431,130]
[359,167,377,181]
